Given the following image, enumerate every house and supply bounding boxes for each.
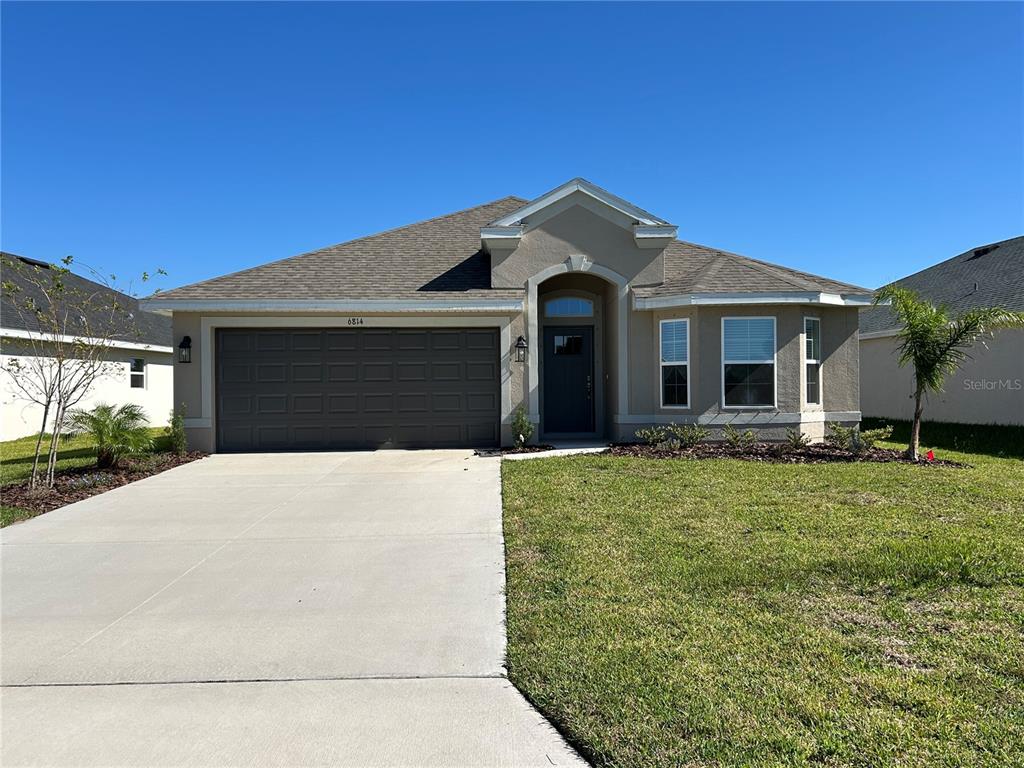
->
[860,236,1024,426]
[141,179,872,452]
[1,253,174,439]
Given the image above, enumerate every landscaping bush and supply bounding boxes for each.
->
[635,425,667,446]
[666,423,708,448]
[827,422,893,457]
[165,406,187,456]
[511,406,535,449]
[64,403,153,469]
[784,427,811,451]
[723,423,756,450]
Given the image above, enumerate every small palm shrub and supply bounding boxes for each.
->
[65,403,153,469]
[511,406,535,449]
[785,427,811,451]
[827,422,893,457]
[723,424,756,450]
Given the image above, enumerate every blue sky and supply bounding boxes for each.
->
[2,1,1021,295]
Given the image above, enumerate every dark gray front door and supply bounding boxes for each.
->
[542,326,594,434]
[215,328,500,452]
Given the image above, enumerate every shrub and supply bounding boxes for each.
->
[165,405,187,456]
[785,427,811,451]
[512,406,535,449]
[635,425,667,446]
[827,422,893,457]
[723,424,756,450]
[64,403,152,469]
[666,423,709,449]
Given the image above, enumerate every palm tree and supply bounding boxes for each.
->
[64,403,153,469]
[874,286,1024,460]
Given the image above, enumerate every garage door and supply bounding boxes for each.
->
[215,328,500,451]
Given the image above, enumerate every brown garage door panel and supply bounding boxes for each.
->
[215,328,501,451]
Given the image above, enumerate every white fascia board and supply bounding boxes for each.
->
[139,298,525,314]
[633,224,678,249]
[858,329,900,340]
[0,327,173,354]
[480,225,523,252]
[490,178,670,227]
[633,292,876,310]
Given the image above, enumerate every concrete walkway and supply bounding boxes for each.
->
[1,451,584,767]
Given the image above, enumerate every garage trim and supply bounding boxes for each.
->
[187,315,513,430]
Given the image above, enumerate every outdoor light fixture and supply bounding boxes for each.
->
[178,335,192,364]
[514,335,528,363]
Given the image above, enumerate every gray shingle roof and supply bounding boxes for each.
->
[860,236,1024,334]
[1,253,171,347]
[154,196,869,302]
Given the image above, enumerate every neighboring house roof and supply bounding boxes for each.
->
[149,192,868,306]
[860,235,1024,335]
[1,252,172,349]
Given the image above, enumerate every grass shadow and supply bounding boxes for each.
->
[862,417,1024,460]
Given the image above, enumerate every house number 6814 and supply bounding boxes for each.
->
[346,318,364,326]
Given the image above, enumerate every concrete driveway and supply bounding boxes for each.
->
[1,451,584,767]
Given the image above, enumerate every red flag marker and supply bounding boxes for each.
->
[926,450,935,462]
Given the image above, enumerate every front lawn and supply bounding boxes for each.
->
[1,427,170,526]
[502,433,1024,767]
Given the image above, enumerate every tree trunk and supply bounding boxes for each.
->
[45,401,65,487]
[28,401,51,489]
[908,386,924,461]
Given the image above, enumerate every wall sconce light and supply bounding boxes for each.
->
[514,335,528,363]
[178,335,192,364]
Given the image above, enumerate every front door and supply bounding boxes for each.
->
[542,326,595,434]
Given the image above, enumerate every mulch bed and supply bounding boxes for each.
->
[610,442,967,467]
[2,452,207,514]
[477,445,557,457]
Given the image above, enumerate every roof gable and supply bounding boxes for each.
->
[482,178,678,252]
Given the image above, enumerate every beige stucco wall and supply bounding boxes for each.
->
[860,329,1023,426]
[491,195,665,289]
[609,304,861,442]
[1,341,173,440]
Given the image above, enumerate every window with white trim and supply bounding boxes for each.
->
[804,317,821,405]
[544,296,593,317]
[659,318,689,407]
[130,358,146,389]
[722,317,775,407]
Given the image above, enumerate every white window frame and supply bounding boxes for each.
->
[659,318,690,409]
[720,316,777,409]
[803,316,822,406]
[129,357,146,390]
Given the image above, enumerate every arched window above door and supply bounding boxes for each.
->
[544,296,594,318]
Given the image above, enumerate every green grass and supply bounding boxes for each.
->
[502,435,1024,767]
[1,427,168,526]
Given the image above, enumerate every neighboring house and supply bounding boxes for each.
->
[141,179,872,452]
[1,253,174,439]
[860,236,1024,426]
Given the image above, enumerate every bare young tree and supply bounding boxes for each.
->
[1,254,164,488]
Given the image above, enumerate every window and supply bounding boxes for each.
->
[553,334,583,355]
[804,317,821,405]
[130,358,146,389]
[722,317,775,407]
[545,296,593,317]
[659,319,689,407]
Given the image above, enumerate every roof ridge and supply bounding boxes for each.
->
[154,195,528,299]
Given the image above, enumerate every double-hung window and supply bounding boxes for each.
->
[659,318,689,407]
[804,317,821,405]
[130,358,146,389]
[722,317,775,407]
